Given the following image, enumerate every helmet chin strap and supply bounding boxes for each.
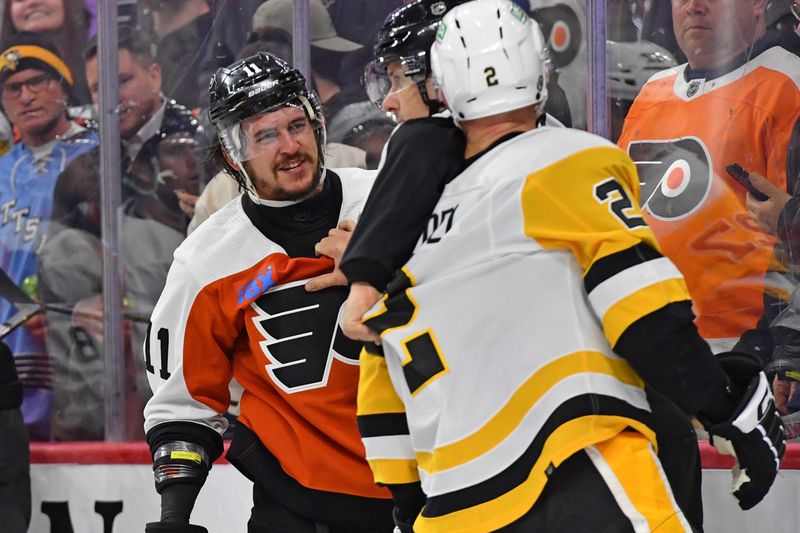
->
[417,80,444,116]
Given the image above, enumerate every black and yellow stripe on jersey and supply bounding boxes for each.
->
[357,340,419,485]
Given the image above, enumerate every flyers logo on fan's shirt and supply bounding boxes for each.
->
[617,49,800,339]
[630,137,712,221]
[534,3,582,68]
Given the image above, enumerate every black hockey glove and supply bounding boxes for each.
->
[144,522,208,533]
[705,351,786,510]
[392,506,415,533]
[387,481,424,533]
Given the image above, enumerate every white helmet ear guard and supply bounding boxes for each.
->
[431,0,549,122]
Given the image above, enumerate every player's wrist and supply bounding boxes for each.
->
[159,482,203,523]
[151,441,210,524]
[153,441,210,492]
[696,387,737,427]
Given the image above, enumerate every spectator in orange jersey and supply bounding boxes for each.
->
[617,0,800,361]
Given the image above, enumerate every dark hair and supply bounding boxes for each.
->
[85,25,155,67]
[1,0,90,103]
[208,139,248,192]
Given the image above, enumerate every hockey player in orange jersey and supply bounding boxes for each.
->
[141,53,394,532]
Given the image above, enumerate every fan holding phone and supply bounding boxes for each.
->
[729,163,792,236]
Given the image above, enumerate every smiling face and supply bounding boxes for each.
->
[1,67,70,146]
[672,0,765,70]
[10,0,65,33]
[238,105,322,201]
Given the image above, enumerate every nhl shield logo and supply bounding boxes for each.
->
[431,1,446,15]
[686,80,701,98]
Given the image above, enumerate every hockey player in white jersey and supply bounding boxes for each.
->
[355,1,785,532]
[142,53,395,532]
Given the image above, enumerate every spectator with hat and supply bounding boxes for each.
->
[251,0,367,122]
[0,31,98,440]
[1,0,92,104]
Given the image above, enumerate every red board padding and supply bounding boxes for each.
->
[30,440,800,468]
[30,441,232,464]
[699,441,800,469]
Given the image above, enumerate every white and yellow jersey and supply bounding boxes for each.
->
[357,127,693,532]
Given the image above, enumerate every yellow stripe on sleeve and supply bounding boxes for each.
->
[358,347,406,415]
[368,458,421,485]
[603,279,692,347]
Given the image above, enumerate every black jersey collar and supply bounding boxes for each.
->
[242,170,343,258]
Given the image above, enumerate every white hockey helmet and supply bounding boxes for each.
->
[430,0,549,122]
[606,40,677,102]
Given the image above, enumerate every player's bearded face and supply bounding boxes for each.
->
[241,106,322,201]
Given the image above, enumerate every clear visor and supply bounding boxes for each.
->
[364,56,426,108]
[219,101,321,162]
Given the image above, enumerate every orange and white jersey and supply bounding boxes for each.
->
[618,46,800,341]
[143,168,390,500]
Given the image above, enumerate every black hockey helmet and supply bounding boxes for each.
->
[365,0,470,111]
[208,52,325,163]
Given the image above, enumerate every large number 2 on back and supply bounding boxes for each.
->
[365,270,448,396]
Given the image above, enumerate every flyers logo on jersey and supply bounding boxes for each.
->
[628,137,712,221]
[250,283,360,393]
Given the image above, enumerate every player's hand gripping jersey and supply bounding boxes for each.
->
[144,169,391,503]
[357,128,704,532]
[617,47,800,342]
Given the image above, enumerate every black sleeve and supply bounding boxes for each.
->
[614,301,734,422]
[385,482,426,525]
[146,421,225,464]
[340,117,466,290]
[0,343,22,410]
